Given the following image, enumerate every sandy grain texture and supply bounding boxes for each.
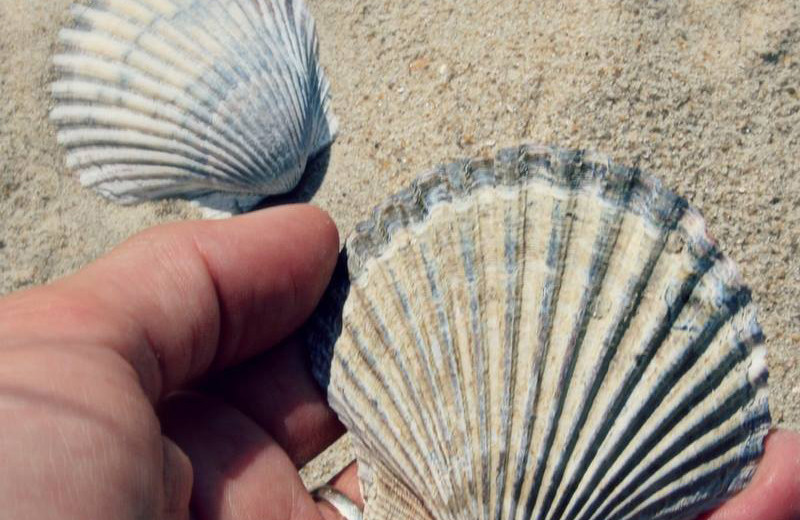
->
[1,0,799,490]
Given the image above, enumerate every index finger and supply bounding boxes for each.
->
[0,204,339,402]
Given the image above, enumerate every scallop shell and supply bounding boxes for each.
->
[307,145,770,520]
[51,0,336,211]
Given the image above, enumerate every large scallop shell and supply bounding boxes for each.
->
[307,145,770,520]
[51,0,336,211]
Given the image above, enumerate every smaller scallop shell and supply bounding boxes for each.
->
[51,0,337,211]
[307,145,770,520]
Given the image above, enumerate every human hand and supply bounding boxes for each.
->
[0,204,796,520]
[0,205,359,520]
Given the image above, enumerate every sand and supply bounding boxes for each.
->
[2,0,799,489]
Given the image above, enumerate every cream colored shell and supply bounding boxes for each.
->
[51,0,337,211]
[307,145,770,520]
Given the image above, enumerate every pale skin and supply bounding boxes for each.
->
[0,204,797,520]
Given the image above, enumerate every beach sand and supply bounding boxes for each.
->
[2,0,799,489]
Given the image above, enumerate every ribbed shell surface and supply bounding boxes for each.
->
[307,145,770,520]
[51,0,336,210]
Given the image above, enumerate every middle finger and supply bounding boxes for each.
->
[203,335,346,467]
[161,391,323,520]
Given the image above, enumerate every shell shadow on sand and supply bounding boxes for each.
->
[254,145,331,209]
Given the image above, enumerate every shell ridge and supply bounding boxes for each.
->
[384,243,463,517]
[71,159,258,203]
[339,313,434,495]
[59,12,235,114]
[50,62,278,180]
[492,174,529,520]
[511,188,574,519]
[427,197,483,517]
[303,2,338,149]
[86,177,216,203]
[525,155,600,518]
[69,153,220,190]
[587,314,766,519]
[347,268,458,512]
[578,282,751,520]
[612,447,764,520]
[417,237,477,516]
[68,4,142,36]
[347,239,464,517]
[48,91,268,183]
[404,168,484,516]
[521,169,583,518]
[192,0,306,171]
[369,476,436,520]
[303,25,339,156]
[550,195,688,520]
[498,147,560,517]
[231,0,311,164]
[470,160,510,518]
[263,0,299,59]
[329,351,429,503]
[146,9,290,170]
[535,164,638,520]
[278,0,327,159]
[505,254,552,516]
[600,382,769,520]
[257,0,314,155]
[54,123,257,187]
[78,168,222,193]
[49,81,252,172]
[66,146,250,188]
[285,0,316,67]
[307,61,337,157]
[540,165,664,520]
[461,190,494,520]
[616,307,767,509]
[62,132,252,187]
[52,52,280,184]
[567,240,722,520]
